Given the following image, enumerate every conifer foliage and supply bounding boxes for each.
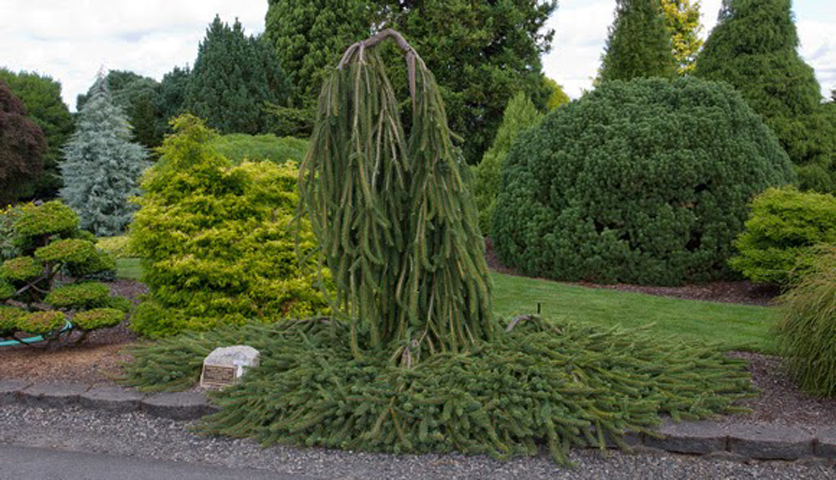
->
[599,0,678,83]
[695,0,835,192]
[60,74,149,236]
[185,16,291,135]
[299,30,494,362]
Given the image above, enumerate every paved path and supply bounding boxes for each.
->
[0,444,317,480]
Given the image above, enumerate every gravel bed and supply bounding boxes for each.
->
[0,404,831,480]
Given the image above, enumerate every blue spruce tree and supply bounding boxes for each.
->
[60,73,149,236]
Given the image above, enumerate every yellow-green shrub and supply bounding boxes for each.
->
[96,236,136,259]
[129,116,328,338]
[729,187,836,285]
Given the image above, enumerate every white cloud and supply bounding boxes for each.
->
[0,0,833,108]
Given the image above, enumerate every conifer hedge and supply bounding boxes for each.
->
[129,116,328,338]
[493,78,795,285]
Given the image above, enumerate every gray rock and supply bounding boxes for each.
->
[0,380,31,405]
[645,420,728,454]
[201,345,260,389]
[20,383,90,408]
[141,392,218,420]
[815,427,836,459]
[80,387,146,414]
[728,423,814,460]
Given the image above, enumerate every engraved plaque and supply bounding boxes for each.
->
[200,364,237,388]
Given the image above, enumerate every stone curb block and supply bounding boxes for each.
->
[80,387,147,414]
[0,380,32,405]
[140,392,219,421]
[645,420,728,454]
[728,424,814,460]
[20,383,91,408]
[815,428,836,459]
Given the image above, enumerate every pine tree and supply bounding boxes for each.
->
[185,16,291,135]
[60,74,149,236]
[695,0,835,192]
[660,0,703,75]
[599,0,678,83]
[0,69,74,199]
[0,80,45,205]
[473,92,544,235]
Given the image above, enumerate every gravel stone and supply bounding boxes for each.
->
[80,387,146,413]
[0,380,31,405]
[141,391,218,420]
[20,382,90,408]
[729,424,815,460]
[0,404,832,480]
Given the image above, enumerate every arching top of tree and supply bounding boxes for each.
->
[599,0,678,83]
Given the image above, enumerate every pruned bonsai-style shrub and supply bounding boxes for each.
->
[776,246,836,396]
[729,187,836,286]
[493,77,796,285]
[0,200,128,346]
[128,115,328,338]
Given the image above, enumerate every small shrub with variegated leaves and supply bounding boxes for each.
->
[0,200,130,346]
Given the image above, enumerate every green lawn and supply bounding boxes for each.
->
[114,258,777,354]
[116,258,142,281]
[492,272,777,354]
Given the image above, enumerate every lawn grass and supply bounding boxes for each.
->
[491,272,777,354]
[114,258,777,354]
[115,258,142,281]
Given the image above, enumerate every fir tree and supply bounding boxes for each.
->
[60,74,149,236]
[599,0,678,83]
[155,65,190,138]
[185,16,291,135]
[695,0,834,192]
[0,80,45,205]
[0,68,74,199]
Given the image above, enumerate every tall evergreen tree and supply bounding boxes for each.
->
[265,0,372,106]
[0,80,45,206]
[77,70,163,150]
[0,68,74,199]
[155,66,191,137]
[185,16,291,135]
[61,74,149,236]
[695,0,835,192]
[660,0,703,75]
[599,0,678,83]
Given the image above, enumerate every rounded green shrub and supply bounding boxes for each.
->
[45,282,110,309]
[96,236,136,259]
[105,295,133,313]
[0,306,25,336]
[1,256,43,282]
[34,238,97,264]
[776,246,836,396]
[729,187,836,285]
[13,201,78,240]
[17,310,65,335]
[0,280,15,300]
[73,308,124,331]
[64,249,116,281]
[129,116,328,338]
[493,78,795,285]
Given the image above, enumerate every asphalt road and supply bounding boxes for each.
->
[0,444,318,480]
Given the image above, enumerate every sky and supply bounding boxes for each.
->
[0,0,833,110]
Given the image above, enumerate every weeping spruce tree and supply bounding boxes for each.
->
[125,30,755,466]
[299,29,494,363]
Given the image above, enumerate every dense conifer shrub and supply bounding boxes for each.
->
[729,187,836,285]
[129,115,328,338]
[206,133,308,165]
[0,201,127,345]
[493,78,795,285]
[776,246,836,396]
